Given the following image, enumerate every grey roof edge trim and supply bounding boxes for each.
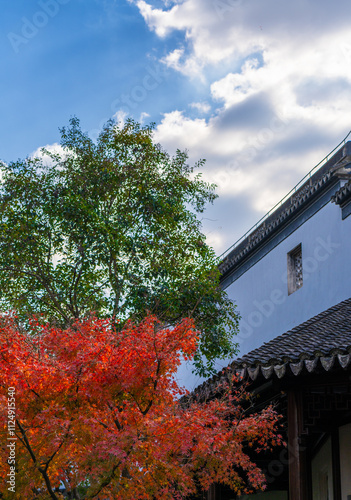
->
[192,353,351,398]
[245,353,351,382]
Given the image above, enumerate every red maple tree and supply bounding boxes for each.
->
[0,314,283,499]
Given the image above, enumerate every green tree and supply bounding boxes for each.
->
[0,118,238,375]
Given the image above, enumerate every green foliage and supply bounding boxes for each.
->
[0,118,239,375]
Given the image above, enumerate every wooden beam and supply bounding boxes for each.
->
[287,390,309,500]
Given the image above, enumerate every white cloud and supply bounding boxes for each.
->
[113,110,128,127]
[31,142,65,158]
[210,58,261,107]
[204,230,225,251]
[153,96,351,253]
[161,48,205,79]
[135,0,183,38]
[120,0,351,253]
[190,101,211,114]
[139,111,150,124]
[132,0,351,75]
[31,143,67,168]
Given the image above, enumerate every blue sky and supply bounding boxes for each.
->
[2,0,351,254]
[1,1,189,158]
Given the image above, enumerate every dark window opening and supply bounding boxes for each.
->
[288,243,303,295]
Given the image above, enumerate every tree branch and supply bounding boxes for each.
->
[16,419,59,500]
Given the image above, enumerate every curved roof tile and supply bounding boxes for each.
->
[193,298,351,396]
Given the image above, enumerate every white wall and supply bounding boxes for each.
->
[339,423,351,500]
[224,199,351,358]
[311,437,333,500]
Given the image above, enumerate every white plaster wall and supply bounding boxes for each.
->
[339,423,351,500]
[178,196,351,390]
[311,437,333,500]
[224,199,351,358]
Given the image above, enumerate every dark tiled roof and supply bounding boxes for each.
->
[332,179,351,206]
[193,299,351,398]
[234,298,351,367]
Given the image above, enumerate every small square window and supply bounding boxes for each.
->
[287,244,303,295]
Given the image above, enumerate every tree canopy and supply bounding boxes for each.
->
[0,118,238,375]
[0,313,282,499]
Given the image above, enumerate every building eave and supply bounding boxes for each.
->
[192,298,351,399]
[219,139,351,284]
